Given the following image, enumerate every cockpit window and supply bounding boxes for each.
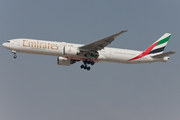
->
[6,41,10,43]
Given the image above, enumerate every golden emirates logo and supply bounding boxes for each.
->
[23,40,59,50]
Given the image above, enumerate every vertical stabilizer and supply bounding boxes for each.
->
[128,33,171,61]
[148,33,171,56]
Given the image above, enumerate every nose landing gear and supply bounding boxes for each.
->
[12,50,17,59]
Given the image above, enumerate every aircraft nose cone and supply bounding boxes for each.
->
[2,43,5,47]
[2,42,8,48]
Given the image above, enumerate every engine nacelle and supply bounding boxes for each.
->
[57,57,75,66]
[64,47,79,56]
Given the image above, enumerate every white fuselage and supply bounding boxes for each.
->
[2,38,167,64]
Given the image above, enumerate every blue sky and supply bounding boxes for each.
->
[0,0,180,120]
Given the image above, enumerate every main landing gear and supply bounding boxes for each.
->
[80,60,95,71]
[12,50,17,59]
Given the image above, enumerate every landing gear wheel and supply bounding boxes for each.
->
[84,66,87,69]
[91,62,94,65]
[14,55,17,59]
[80,65,84,69]
[87,67,91,71]
[81,59,93,71]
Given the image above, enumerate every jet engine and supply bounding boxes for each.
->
[57,56,75,66]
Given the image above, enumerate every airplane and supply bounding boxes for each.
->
[2,30,175,71]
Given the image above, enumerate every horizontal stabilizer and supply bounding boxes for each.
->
[152,51,176,58]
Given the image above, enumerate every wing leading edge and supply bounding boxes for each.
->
[79,30,128,52]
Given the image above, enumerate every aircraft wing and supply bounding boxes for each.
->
[79,30,128,52]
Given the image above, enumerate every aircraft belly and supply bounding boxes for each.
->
[100,53,131,63]
[126,57,162,64]
[100,52,163,64]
